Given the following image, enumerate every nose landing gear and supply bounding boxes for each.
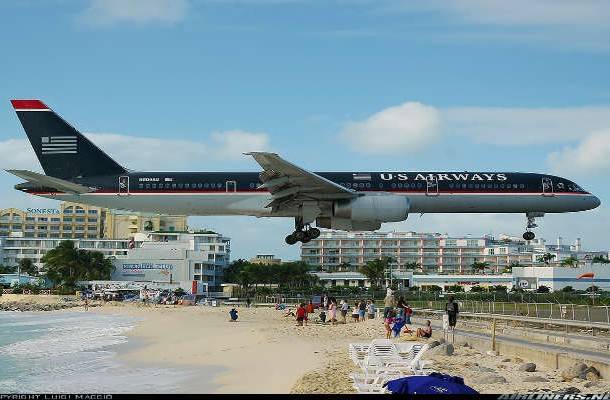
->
[523,212,544,241]
[285,218,321,245]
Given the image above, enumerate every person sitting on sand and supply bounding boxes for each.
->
[384,309,396,339]
[229,308,238,322]
[416,320,432,338]
[284,308,296,317]
[319,310,326,323]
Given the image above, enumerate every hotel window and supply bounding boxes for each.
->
[51,217,60,222]
[76,208,85,214]
[63,217,72,222]
[88,218,97,223]
[151,183,157,189]
[146,184,151,189]
[11,224,21,230]
[87,226,97,231]
[38,226,47,230]
[139,184,144,189]
[38,217,48,222]
[75,226,84,231]
[51,226,59,231]
[64,208,73,214]
[26,217,35,221]
[76,217,85,222]
[88,210,98,215]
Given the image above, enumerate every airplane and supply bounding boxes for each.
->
[6,99,601,245]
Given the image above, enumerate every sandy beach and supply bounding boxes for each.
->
[3,295,610,394]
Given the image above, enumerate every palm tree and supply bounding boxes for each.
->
[471,261,490,274]
[18,258,38,276]
[537,252,556,265]
[592,255,610,265]
[403,261,421,272]
[503,261,525,274]
[560,256,579,268]
[359,257,389,289]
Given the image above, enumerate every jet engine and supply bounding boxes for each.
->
[316,195,410,231]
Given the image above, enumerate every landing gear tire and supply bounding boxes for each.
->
[523,231,535,241]
[293,230,306,242]
[285,234,298,245]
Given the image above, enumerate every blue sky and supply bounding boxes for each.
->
[1,0,609,259]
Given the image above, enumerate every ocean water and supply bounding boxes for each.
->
[0,311,196,393]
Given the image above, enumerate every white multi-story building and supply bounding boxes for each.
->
[301,231,535,274]
[111,231,231,290]
[0,233,130,269]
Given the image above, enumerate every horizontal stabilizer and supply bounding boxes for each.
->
[6,169,94,194]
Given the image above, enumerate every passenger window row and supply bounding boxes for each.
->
[137,183,224,190]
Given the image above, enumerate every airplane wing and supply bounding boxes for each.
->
[245,152,356,209]
[6,169,95,194]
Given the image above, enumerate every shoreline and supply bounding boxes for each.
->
[3,295,610,394]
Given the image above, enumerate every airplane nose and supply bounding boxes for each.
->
[591,195,601,209]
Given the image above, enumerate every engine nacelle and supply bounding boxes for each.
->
[333,195,410,223]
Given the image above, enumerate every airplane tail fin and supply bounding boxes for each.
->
[10,99,127,179]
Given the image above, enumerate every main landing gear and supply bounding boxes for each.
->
[285,218,321,245]
[523,212,544,241]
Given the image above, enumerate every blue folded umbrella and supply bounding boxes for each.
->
[384,373,479,395]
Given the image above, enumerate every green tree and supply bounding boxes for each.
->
[0,265,17,274]
[41,240,115,287]
[536,285,550,293]
[503,262,525,274]
[422,285,442,292]
[471,261,490,274]
[446,285,464,292]
[561,286,575,292]
[470,285,485,292]
[537,253,556,265]
[403,262,421,272]
[19,259,38,276]
[586,285,600,293]
[592,255,610,265]
[491,285,508,292]
[359,257,389,289]
[560,256,579,268]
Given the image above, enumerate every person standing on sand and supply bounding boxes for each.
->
[445,295,459,331]
[306,300,314,315]
[358,300,366,322]
[329,298,338,324]
[296,303,306,326]
[367,300,376,319]
[383,290,395,318]
[340,299,349,323]
[84,296,89,312]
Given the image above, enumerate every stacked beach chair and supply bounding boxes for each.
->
[348,339,434,394]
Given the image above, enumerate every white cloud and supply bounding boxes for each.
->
[0,130,270,172]
[340,102,441,155]
[382,0,610,51]
[442,106,610,146]
[80,0,189,26]
[547,129,610,176]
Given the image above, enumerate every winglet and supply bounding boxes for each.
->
[10,99,50,110]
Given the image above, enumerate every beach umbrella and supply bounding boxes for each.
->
[383,373,479,395]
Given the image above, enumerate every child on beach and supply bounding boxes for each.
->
[229,308,238,322]
[384,310,396,339]
[351,301,360,322]
[340,300,349,323]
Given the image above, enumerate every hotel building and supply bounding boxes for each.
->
[301,231,534,274]
[0,202,187,240]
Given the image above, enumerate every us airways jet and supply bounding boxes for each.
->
[6,100,601,245]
